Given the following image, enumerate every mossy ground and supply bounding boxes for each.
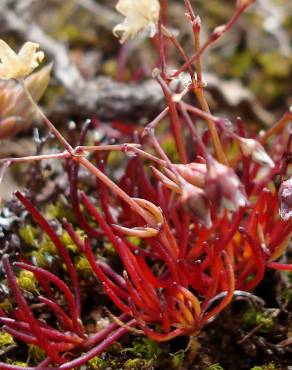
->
[0,1,291,369]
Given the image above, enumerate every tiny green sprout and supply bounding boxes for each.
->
[88,356,107,369]
[19,225,39,247]
[28,345,45,363]
[0,332,15,347]
[206,364,224,370]
[75,256,92,275]
[122,337,161,360]
[171,349,185,368]
[250,362,277,370]
[17,271,38,293]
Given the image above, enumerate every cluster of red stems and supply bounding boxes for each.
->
[0,1,291,369]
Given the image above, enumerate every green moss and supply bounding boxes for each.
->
[17,271,38,293]
[124,358,151,369]
[126,236,141,246]
[228,51,253,78]
[107,150,125,168]
[206,364,224,370]
[161,137,179,163]
[242,307,274,332]
[45,200,74,222]
[88,356,107,369]
[104,242,117,256]
[250,362,277,370]
[0,298,13,312]
[257,53,290,78]
[40,236,58,254]
[282,288,292,303]
[6,360,28,367]
[0,332,15,347]
[60,231,79,253]
[122,338,161,360]
[75,255,92,275]
[19,225,39,247]
[28,345,46,363]
[171,349,185,368]
[32,235,57,267]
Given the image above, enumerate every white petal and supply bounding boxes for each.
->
[0,63,13,80]
[0,40,18,66]
[18,42,43,68]
[116,0,137,16]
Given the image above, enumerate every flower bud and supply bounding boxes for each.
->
[279,178,292,221]
[113,0,160,43]
[239,138,275,168]
[192,16,201,32]
[0,40,44,80]
[205,159,248,215]
[210,25,225,42]
[174,162,207,188]
[180,183,212,228]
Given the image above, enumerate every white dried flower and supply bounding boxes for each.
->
[113,0,160,43]
[279,178,292,221]
[0,40,44,81]
[239,138,275,168]
[205,158,248,215]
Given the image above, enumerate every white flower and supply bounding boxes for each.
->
[205,158,248,215]
[113,0,160,43]
[0,40,44,81]
[239,138,275,168]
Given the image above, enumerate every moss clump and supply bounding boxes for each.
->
[28,345,46,363]
[0,332,15,347]
[250,362,277,370]
[75,255,92,275]
[17,271,38,293]
[206,364,224,370]
[19,225,39,247]
[88,356,107,369]
[126,236,141,246]
[45,200,74,222]
[103,242,117,256]
[171,349,185,368]
[6,360,27,367]
[242,307,274,332]
[0,299,13,312]
[32,235,57,267]
[124,358,152,369]
[60,231,79,253]
[122,338,162,360]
